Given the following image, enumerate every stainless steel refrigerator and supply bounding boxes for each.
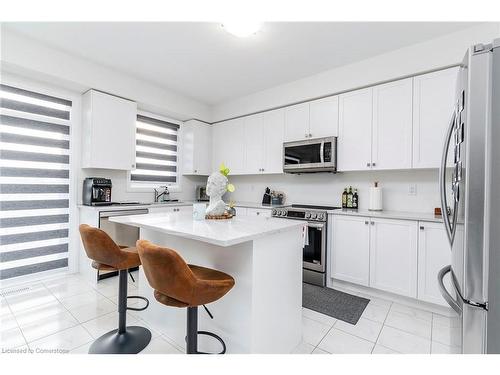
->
[438,39,500,354]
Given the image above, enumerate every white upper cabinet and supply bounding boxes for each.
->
[81,90,137,170]
[182,120,212,175]
[284,98,338,142]
[262,109,285,174]
[309,96,339,138]
[284,102,309,142]
[338,87,373,171]
[412,67,459,168]
[417,222,454,306]
[212,118,245,174]
[244,109,285,174]
[244,113,266,174]
[331,215,370,286]
[372,78,413,170]
[369,218,418,298]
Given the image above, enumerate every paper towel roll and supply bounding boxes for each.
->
[369,184,383,211]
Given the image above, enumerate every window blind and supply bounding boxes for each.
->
[130,114,179,187]
[0,84,72,280]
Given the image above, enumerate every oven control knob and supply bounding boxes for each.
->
[272,209,277,216]
[281,210,287,216]
[318,213,325,220]
[310,213,317,219]
[305,212,311,219]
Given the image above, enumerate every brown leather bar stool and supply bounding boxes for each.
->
[79,224,152,354]
[137,240,235,354]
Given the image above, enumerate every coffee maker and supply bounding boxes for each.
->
[82,177,112,206]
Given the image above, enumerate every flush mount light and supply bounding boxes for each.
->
[221,21,262,38]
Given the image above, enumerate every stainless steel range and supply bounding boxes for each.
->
[272,204,341,286]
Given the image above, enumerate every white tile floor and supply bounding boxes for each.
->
[0,272,461,354]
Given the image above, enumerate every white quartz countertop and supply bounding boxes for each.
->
[329,209,444,223]
[109,212,304,247]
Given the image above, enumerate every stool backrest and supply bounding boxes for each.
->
[137,240,196,304]
[79,224,125,268]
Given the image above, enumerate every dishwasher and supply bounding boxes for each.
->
[97,209,149,280]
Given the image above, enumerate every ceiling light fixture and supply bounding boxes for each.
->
[221,21,262,38]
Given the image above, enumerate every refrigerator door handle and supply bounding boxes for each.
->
[439,110,458,245]
[438,265,462,315]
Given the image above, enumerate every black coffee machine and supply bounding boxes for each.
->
[82,177,112,206]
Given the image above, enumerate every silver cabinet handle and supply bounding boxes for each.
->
[370,221,375,225]
[131,164,135,169]
[420,226,425,230]
[305,133,309,138]
[437,265,462,315]
[372,162,376,167]
[364,221,369,225]
[439,110,458,246]
[261,168,264,172]
[320,142,324,163]
[309,133,312,138]
[366,163,371,167]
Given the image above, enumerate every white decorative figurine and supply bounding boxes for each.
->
[205,163,235,217]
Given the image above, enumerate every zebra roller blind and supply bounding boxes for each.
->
[130,114,180,187]
[0,84,72,280]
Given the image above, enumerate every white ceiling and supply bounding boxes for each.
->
[4,22,480,105]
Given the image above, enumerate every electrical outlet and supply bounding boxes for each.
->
[408,184,417,196]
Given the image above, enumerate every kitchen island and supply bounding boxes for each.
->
[109,211,305,354]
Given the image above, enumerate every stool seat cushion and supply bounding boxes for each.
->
[79,224,142,270]
[137,240,235,308]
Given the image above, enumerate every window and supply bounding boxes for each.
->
[130,113,180,189]
[0,84,72,280]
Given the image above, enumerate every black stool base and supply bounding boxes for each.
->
[88,326,152,354]
[186,306,226,354]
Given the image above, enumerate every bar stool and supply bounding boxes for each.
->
[79,224,152,354]
[136,240,235,354]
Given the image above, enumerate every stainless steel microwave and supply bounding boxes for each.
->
[283,136,337,173]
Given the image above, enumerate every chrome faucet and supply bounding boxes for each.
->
[154,186,170,202]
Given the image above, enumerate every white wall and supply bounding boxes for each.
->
[212,23,500,121]
[0,27,211,122]
[226,170,440,213]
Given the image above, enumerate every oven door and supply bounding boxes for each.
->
[303,221,326,272]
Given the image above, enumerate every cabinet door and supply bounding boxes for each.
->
[284,102,309,142]
[412,68,458,168]
[338,88,373,171]
[331,215,370,286]
[372,78,413,170]
[369,218,418,297]
[244,114,265,174]
[182,120,212,175]
[246,208,272,218]
[193,122,212,175]
[83,90,137,170]
[263,109,285,174]
[211,121,226,172]
[309,96,339,138]
[212,119,245,174]
[417,222,453,306]
[234,207,247,216]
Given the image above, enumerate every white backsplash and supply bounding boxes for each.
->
[79,168,441,214]
[78,169,207,204]
[225,169,441,214]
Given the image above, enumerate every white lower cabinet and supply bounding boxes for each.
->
[330,215,452,305]
[417,221,453,306]
[245,208,272,218]
[331,215,370,286]
[369,218,418,298]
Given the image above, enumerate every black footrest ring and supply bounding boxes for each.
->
[126,296,149,311]
[195,331,227,354]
